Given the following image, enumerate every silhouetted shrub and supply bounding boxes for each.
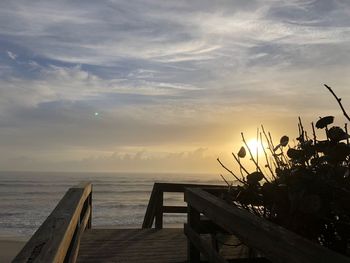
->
[218,85,350,255]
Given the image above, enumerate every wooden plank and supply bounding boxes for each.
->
[159,183,226,193]
[142,183,226,229]
[13,183,92,263]
[155,189,163,229]
[142,184,159,228]
[77,228,249,262]
[77,228,187,263]
[187,205,201,262]
[67,205,91,263]
[185,188,350,263]
[87,185,92,229]
[184,224,228,263]
[163,206,187,213]
[196,219,227,234]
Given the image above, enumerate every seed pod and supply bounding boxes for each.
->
[327,126,350,142]
[315,116,334,129]
[237,146,246,158]
[287,148,303,159]
[280,135,289,147]
[246,171,264,183]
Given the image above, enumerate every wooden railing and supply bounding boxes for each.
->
[13,182,92,263]
[184,188,350,263]
[142,182,225,229]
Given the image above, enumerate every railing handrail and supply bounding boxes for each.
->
[185,187,350,263]
[13,182,93,263]
[142,182,226,229]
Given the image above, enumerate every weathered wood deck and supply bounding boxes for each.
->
[13,182,350,263]
[77,228,249,263]
[77,228,187,263]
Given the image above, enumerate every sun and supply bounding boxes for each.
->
[246,139,265,157]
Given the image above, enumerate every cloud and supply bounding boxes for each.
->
[1,1,350,171]
[7,50,17,60]
[0,148,219,173]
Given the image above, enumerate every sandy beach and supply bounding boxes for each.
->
[0,238,26,263]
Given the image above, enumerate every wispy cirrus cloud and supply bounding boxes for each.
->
[1,0,350,172]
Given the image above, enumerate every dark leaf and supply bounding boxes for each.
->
[310,155,328,166]
[314,140,331,153]
[315,116,334,129]
[246,171,264,183]
[280,135,289,147]
[327,126,350,142]
[287,148,303,159]
[237,146,246,158]
[328,143,350,162]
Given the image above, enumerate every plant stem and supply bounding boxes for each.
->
[241,132,270,183]
[324,84,350,122]
[217,157,246,185]
[261,125,279,170]
[232,153,249,176]
[220,174,231,186]
[259,132,276,180]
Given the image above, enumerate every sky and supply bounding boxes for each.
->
[1,0,350,173]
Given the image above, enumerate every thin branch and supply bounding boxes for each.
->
[232,153,250,175]
[311,122,319,160]
[298,116,305,142]
[256,127,259,171]
[237,157,246,180]
[324,84,350,122]
[259,132,276,180]
[279,145,291,169]
[311,122,317,145]
[269,131,282,169]
[268,132,275,153]
[220,174,231,186]
[345,123,349,146]
[241,132,270,183]
[261,125,279,169]
[217,157,245,185]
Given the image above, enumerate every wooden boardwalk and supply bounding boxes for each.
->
[77,228,187,263]
[77,228,249,263]
[13,182,350,263]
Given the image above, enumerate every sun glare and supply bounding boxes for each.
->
[246,139,265,157]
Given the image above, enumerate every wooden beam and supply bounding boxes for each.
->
[185,188,350,263]
[159,183,226,193]
[155,190,163,229]
[185,224,228,263]
[196,219,227,234]
[87,186,92,229]
[162,206,187,213]
[142,183,226,229]
[67,205,91,263]
[13,182,92,263]
[142,184,159,228]
[187,205,201,262]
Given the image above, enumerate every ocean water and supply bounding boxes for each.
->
[0,171,223,238]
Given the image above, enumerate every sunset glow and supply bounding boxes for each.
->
[0,1,350,173]
[246,139,265,158]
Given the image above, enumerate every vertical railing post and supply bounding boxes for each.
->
[187,204,200,262]
[87,188,92,229]
[155,187,163,229]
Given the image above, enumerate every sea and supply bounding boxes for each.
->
[0,171,224,238]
